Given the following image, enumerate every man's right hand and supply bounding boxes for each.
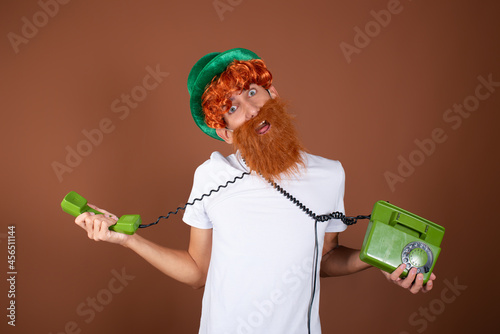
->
[75,204,213,288]
[74,203,132,246]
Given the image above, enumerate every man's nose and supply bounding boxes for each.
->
[243,101,259,119]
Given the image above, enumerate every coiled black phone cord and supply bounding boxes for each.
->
[140,166,370,229]
[267,179,371,334]
[138,172,251,228]
[269,181,371,225]
[138,167,371,334]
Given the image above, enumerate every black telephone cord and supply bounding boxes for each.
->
[141,169,371,229]
[138,169,371,334]
[269,181,371,225]
[138,171,251,228]
[267,179,371,334]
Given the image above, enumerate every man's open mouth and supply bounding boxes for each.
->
[255,120,271,135]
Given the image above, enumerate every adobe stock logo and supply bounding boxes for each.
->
[399,277,467,334]
[7,0,73,54]
[384,73,499,192]
[226,257,313,334]
[49,267,135,334]
[340,0,415,64]
[213,0,244,21]
[51,64,169,183]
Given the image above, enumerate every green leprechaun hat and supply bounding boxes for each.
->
[187,48,260,140]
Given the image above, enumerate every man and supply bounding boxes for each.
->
[75,48,435,334]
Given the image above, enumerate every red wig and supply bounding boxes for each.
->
[201,59,273,129]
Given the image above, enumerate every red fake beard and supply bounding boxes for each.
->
[232,98,305,182]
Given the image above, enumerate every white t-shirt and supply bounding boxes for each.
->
[183,151,347,334]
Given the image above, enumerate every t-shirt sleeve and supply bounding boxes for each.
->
[182,161,214,229]
[325,161,348,233]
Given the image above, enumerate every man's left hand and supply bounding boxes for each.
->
[381,264,436,294]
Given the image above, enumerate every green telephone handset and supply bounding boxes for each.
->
[61,191,141,235]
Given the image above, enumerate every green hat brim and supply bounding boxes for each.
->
[188,48,260,140]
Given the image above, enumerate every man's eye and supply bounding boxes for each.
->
[248,89,257,97]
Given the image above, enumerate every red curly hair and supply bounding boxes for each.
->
[201,59,273,129]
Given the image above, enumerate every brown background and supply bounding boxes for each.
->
[1,0,499,333]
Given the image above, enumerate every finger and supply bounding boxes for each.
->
[83,213,108,240]
[423,278,434,293]
[92,217,105,241]
[75,212,93,226]
[401,268,418,289]
[88,203,118,220]
[96,218,114,241]
[430,272,436,280]
[94,219,106,240]
[409,273,424,294]
[84,214,96,239]
[390,264,406,281]
[87,203,103,212]
[92,216,115,241]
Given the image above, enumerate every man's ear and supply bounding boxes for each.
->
[216,128,234,144]
[267,85,279,99]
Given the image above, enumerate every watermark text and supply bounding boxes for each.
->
[385,73,499,192]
